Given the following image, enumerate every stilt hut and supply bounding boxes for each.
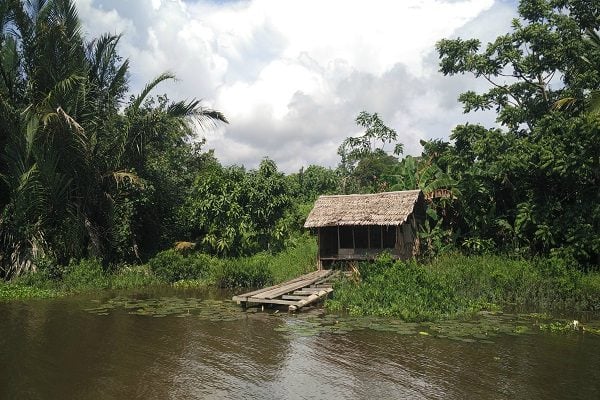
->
[304,190,426,269]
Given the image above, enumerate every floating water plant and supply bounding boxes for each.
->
[84,296,246,321]
[84,297,600,343]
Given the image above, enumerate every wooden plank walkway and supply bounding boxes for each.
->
[232,269,337,312]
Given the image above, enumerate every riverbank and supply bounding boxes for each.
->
[0,235,317,301]
[325,253,600,321]
[2,239,600,325]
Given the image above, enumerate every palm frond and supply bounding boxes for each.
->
[108,59,129,99]
[0,36,19,97]
[48,0,82,41]
[86,33,129,101]
[25,0,49,23]
[552,96,577,111]
[24,114,38,159]
[585,28,600,50]
[128,72,175,112]
[50,106,84,133]
[40,73,85,109]
[87,33,119,82]
[168,99,228,130]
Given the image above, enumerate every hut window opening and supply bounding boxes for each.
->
[339,226,353,248]
[383,226,396,248]
[319,227,338,257]
[354,226,369,249]
[369,226,382,249]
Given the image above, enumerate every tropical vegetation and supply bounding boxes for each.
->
[0,0,598,320]
[0,0,227,278]
[326,253,600,321]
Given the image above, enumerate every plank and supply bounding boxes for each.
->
[232,269,336,310]
[312,272,339,285]
[293,291,322,296]
[289,288,333,312]
[233,270,320,299]
[282,295,310,300]
[243,298,300,306]
[252,270,332,300]
[253,280,315,300]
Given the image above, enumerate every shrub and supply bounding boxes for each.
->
[11,268,57,291]
[268,234,316,283]
[148,250,213,282]
[327,253,600,321]
[62,258,109,291]
[110,265,161,289]
[212,253,273,288]
[328,257,478,321]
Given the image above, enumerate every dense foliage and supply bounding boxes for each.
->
[0,233,317,299]
[333,0,600,267]
[326,253,600,321]
[431,0,600,266]
[181,159,292,256]
[1,0,598,288]
[0,0,227,278]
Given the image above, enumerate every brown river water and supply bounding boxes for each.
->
[1,287,599,400]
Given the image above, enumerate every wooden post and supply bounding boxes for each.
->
[317,227,322,270]
[337,226,340,254]
[367,226,371,249]
[412,213,419,257]
[380,226,383,249]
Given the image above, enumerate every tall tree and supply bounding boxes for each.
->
[430,0,599,265]
[182,159,291,256]
[337,111,403,193]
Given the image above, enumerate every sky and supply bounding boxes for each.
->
[75,0,518,172]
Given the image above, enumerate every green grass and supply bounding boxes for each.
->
[0,235,318,301]
[3,241,599,325]
[109,265,162,289]
[0,281,61,301]
[1,260,164,301]
[148,234,317,288]
[202,233,317,288]
[326,253,600,322]
[211,253,273,288]
[267,234,317,283]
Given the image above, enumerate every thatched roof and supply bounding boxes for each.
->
[304,190,423,228]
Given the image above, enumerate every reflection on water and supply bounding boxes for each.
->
[1,288,599,400]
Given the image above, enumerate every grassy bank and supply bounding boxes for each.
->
[0,235,317,301]
[4,237,600,325]
[326,253,600,322]
[147,233,317,288]
[0,261,161,301]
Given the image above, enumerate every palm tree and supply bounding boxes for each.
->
[0,0,227,278]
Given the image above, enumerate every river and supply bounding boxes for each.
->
[1,287,599,399]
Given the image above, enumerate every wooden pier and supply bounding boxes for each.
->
[232,269,337,312]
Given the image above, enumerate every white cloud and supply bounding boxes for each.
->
[75,0,517,172]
